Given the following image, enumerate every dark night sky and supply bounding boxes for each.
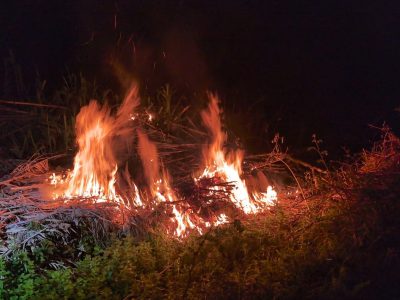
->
[1,0,400,155]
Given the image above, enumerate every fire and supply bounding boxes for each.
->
[197,95,277,213]
[48,87,277,238]
[137,130,201,237]
[213,213,229,226]
[52,87,141,206]
[252,186,278,206]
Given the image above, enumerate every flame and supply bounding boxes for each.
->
[53,87,141,206]
[197,95,277,213]
[137,130,201,237]
[156,175,201,237]
[212,213,229,226]
[48,87,277,238]
[252,186,278,206]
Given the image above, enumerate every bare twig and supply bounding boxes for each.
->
[0,100,68,110]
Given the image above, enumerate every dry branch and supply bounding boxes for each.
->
[0,99,68,110]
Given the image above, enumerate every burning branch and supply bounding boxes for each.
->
[1,88,280,244]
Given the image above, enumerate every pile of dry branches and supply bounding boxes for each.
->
[0,147,289,257]
[0,155,124,258]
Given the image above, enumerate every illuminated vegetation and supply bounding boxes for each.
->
[0,68,399,298]
[1,125,399,299]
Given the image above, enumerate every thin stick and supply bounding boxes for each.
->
[284,155,328,174]
[0,100,68,110]
[279,159,307,203]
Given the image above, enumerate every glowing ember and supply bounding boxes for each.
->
[213,213,229,226]
[147,112,154,122]
[197,95,277,213]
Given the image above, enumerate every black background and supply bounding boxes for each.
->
[1,0,399,156]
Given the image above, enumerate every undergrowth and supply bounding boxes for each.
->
[1,64,399,299]
[1,131,399,299]
[0,60,203,159]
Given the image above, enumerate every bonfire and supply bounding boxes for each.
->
[0,85,284,258]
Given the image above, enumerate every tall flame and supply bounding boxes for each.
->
[49,87,277,238]
[61,87,141,205]
[197,95,277,213]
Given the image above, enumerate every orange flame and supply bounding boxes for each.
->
[49,87,277,238]
[137,130,201,237]
[197,95,277,213]
[55,87,141,206]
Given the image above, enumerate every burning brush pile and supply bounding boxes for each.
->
[0,86,282,254]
